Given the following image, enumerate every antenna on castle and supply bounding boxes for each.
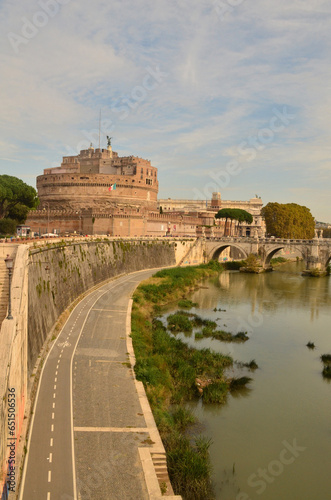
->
[99,109,101,149]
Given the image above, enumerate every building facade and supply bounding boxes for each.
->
[26,143,265,238]
[38,143,158,212]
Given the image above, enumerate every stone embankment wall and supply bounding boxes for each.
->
[0,237,201,498]
[28,238,199,374]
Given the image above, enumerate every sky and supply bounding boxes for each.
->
[0,0,330,222]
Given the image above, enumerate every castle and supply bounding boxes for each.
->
[26,142,265,238]
[39,141,158,211]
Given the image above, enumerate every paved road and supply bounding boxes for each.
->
[19,269,161,500]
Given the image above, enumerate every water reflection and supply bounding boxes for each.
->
[195,262,331,322]
[185,262,331,500]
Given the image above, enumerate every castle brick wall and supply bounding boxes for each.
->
[37,172,158,210]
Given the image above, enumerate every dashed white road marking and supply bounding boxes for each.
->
[51,425,54,432]
[53,393,56,399]
[52,403,55,409]
[48,470,51,482]
[54,377,57,383]
[47,492,50,500]
[49,453,52,463]
[54,385,56,390]
[50,438,53,447]
[52,413,55,420]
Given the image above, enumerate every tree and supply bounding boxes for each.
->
[215,208,253,236]
[0,175,39,223]
[0,218,17,235]
[261,202,315,239]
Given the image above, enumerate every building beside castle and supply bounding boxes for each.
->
[26,142,265,238]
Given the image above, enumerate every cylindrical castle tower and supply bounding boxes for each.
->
[37,144,158,212]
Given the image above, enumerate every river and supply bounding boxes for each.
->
[167,262,331,500]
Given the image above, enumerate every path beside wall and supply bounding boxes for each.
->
[0,236,201,499]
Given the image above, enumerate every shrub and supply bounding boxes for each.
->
[0,218,17,235]
[321,354,331,364]
[178,299,198,309]
[203,381,228,404]
[167,312,193,333]
[322,365,331,378]
[229,376,252,390]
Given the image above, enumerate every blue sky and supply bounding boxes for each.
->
[1,0,330,221]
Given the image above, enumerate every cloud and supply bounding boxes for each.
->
[0,0,331,221]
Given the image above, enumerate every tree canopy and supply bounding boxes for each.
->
[0,175,39,222]
[215,208,253,224]
[215,208,253,236]
[261,202,315,239]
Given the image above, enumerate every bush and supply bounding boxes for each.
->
[0,218,17,236]
[166,432,213,500]
[203,381,228,404]
[270,256,287,264]
[167,312,193,333]
[178,299,198,309]
[229,376,252,390]
[223,260,246,270]
[321,354,331,364]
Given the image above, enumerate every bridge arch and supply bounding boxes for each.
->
[209,244,248,262]
[264,245,307,266]
[325,254,331,270]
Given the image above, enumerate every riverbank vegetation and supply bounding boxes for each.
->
[131,262,253,499]
[166,310,248,343]
[321,354,331,378]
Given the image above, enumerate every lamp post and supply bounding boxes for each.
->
[4,255,13,320]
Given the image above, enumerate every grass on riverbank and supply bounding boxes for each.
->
[131,262,234,499]
[321,354,331,378]
[166,310,249,343]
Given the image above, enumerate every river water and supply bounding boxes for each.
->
[168,262,331,500]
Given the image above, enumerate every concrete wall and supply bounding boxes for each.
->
[27,238,183,374]
[0,237,201,499]
[0,246,28,500]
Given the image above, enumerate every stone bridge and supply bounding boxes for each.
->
[204,236,331,271]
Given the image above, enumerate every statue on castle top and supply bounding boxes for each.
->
[107,136,112,147]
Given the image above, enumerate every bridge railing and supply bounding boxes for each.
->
[205,236,319,244]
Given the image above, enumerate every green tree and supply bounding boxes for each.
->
[0,218,17,235]
[215,208,253,236]
[261,202,315,239]
[0,175,39,222]
[322,228,331,238]
[0,175,39,234]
